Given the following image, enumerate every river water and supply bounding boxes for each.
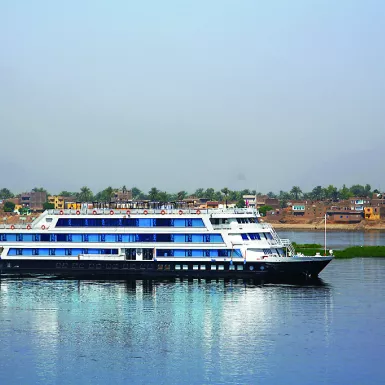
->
[1,258,385,384]
[277,230,385,249]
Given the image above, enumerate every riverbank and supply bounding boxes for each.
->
[268,220,385,231]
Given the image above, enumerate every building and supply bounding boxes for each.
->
[349,197,371,212]
[111,189,133,204]
[327,211,362,223]
[48,196,65,210]
[242,195,280,209]
[20,191,47,211]
[364,207,385,220]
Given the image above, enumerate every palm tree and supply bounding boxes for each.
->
[77,186,93,202]
[177,191,187,201]
[221,187,229,208]
[290,186,302,200]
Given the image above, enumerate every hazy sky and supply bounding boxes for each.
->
[1,0,384,194]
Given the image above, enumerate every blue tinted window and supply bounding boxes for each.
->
[138,218,152,227]
[192,219,204,227]
[56,217,205,227]
[105,235,116,242]
[192,235,203,243]
[241,234,249,240]
[210,234,223,243]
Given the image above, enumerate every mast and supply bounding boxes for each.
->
[324,213,327,256]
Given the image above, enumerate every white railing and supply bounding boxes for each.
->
[46,208,258,216]
[281,239,296,256]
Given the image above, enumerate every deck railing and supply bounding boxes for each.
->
[45,208,258,216]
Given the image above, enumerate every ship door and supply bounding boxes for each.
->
[125,248,136,261]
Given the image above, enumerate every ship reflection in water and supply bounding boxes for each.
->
[0,277,332,384]
[1,259,385,385]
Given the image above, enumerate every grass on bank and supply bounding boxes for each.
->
[292,243,385,259]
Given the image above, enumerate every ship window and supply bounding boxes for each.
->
[210,265,216,270]
[200,265,206,270]
[193,265,199,270]
[46,218,53,223]
[183,264,188,270]
[237,265,244,270]
[175,265,181,270]
[218,265,224,270]
[229,265,235,270]
[241,234,248,240]
[164,264,170,271]
[157,264,163,270]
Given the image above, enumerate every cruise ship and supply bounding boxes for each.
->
[0,204,333,279]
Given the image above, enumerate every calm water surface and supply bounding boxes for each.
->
[1,259,385,385]
[277,230,385,248]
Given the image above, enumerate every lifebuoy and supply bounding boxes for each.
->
[41,225,46,230]
[93,210,97,215]
[59,210,64,215]
[179,210,183,215]
[126,210,131,215]
[27,225,31,230]
[10,225,15,230]
[161,210,166,215]
[196,209,201,215]
[110,210,114,215]
[143,210,148,215]
[76,210,80,215]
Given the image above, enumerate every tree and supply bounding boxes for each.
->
[194,188,204,198]
[311,186,324,200]
[290,186,302,200]
[221,187,229,207]
[77,186,93,202]
[3,201,15,212]
[258,205,273,216]
[213,191,223,201]
[43,202,55,210]
[131,187,143,200]
[149,187,160,201]
[267,191,277,198]
[59,191,76,197]
[325,185,339,201]
[339,184,351,200]
[0,188,14,199]
[177,191,187,201]
[157,191,169,202]
[349,184,365,197]
[236,198,245,208]
[204,188,215,200]
[101,186,114,202]
[32,187,49,194]
[364,184,371,196]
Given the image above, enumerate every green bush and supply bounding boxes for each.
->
[3,201,15,212]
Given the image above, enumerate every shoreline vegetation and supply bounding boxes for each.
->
[293,243,385,258]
